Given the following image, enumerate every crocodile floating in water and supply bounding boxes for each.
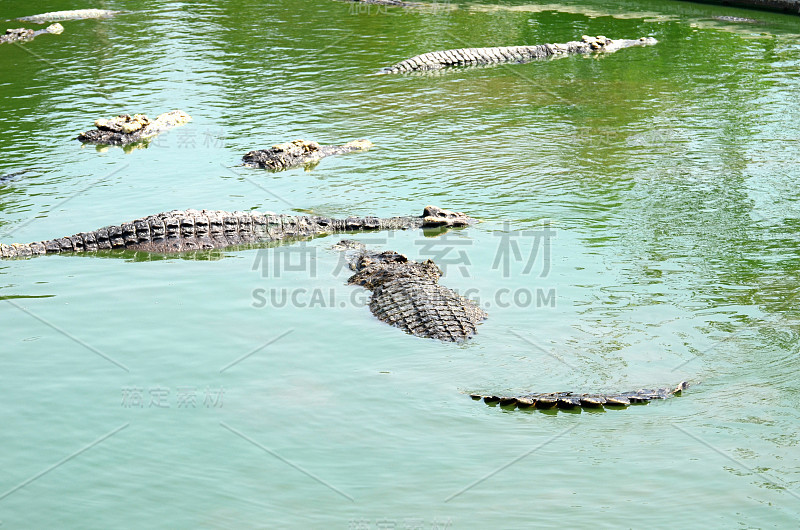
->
[0,168,40,184]
[0,24,63,45]
[682,0,800,14]
[17,9,120,24]
[711,15,761,22]
[471,381,690,412]
[378,35,657,74]
[341,240,486,342]
[0,205,470,259]
[242,139,373,170]
[77,110,192,146]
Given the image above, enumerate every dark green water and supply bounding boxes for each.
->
[2,0,800,527]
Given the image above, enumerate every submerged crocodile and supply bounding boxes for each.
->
[0,24,63,45]
[684,0,800,14]
[379,35,657,74]
[77,110,192,146]
[711,15,761,22]
[0,168,39,184]
[243,139,373,170]
[17,9,120,24]
[0,205,469,259]
[472,381,690,412]
[342,242,486,342]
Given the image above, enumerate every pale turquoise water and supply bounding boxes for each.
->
[2,0,800,527]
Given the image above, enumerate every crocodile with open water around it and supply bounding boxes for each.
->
[0,205,470,259]
[0,24,62,45]
[16,9,120,23]
[77,111,192,146]
[343,244,487,342]
[379,35,657,74]
[242,139,373,170]
[471,381,690,412]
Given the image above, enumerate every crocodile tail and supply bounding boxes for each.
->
[471,381,690,411]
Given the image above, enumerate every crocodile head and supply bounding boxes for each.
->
[94,113,151,133]
[271,139,321,154]
[347,250,442,289]
[421,205,474,228]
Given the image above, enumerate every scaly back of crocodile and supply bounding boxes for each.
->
[242,139,373,170]
[17,9,120,23]
[379,35,657,74]
[77,110,192,146]
[370,277,487,341]
[346,248,487,342]
[0,205,471,259]
[472,382,690,411]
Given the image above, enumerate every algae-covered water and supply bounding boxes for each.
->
[2,0,800,527]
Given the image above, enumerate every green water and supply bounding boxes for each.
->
[2,0,800,527]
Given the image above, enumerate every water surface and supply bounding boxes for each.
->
[2,0,800,527]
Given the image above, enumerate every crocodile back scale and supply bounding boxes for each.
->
[242,139,372,170]
[17,9,120,23]
[346,248,487,342]
[379,35,657,74]
[77,110,192,146]
[0,206,472,259]
[471,382,690,411]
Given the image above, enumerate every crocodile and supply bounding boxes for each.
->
[17,9,120,24]
[0,24,63,45]
[242,139,373,170]
[77,110,192,146]
[711,15,761,22]
[471,381,690,412]
[0,168,39,184]
[378,35,658,74]
[683,0,800,14]
[0,205,471,259]
[343,244,487,342]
